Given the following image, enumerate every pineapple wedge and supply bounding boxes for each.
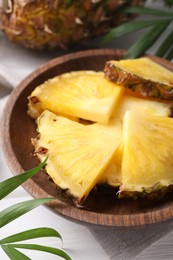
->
[120,111,173,198]
[34,110,121,204]
[115,95,173,122]
[99,94,173,187]
[104,58,173,100]
[28,71,123,124]
[99,152,122,187]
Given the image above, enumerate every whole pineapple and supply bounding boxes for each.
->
[0,0,144,50]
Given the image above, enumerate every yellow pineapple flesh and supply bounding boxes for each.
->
[28,58,173,203]
[120,111,173,198]
[27,71,123,124]
[99,94,173,187]
[104,57,173,100]
[34,110,121,204]
[115,95,173,122]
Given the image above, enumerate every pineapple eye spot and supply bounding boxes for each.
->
[35,146,48,155]
[29,96,40,104]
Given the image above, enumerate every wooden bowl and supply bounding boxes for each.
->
[2,49,173,227]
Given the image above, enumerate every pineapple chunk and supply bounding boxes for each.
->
[28,71,123,124]
[120,111,173,197]
[104,58,173,100]
[34,110,121,204]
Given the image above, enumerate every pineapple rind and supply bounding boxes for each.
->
[34,110,121,203]
[0,0,144,50]
[104,58,173,100]
[120,111,173,197]
[28,71,123,123]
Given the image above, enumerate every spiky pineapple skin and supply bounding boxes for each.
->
[104,58,173,100]
[0,0,144,50]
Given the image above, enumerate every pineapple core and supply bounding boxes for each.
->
[120,111,173,196]
[35,110,121,203]
[28,71,123,124]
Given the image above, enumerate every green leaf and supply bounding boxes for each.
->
[165,44,173,60]
[164,0,173,6]
[125,19,172,59]
[124,6,173,17]
[155,30,173,58]
[9,244,72,260]
[0,198,54,228]
[0,157,47,200]
[1,244,31,260]
[103,19,160,42]
[0,227,62,245]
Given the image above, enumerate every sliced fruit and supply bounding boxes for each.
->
[27,71,123,124]
[99,153,121,187]
[34,110,121,204]
[91,118,122,187]
[104,57,173,100]
[100,94,173,187]
[120,111,173,198]
[114,95,173,122]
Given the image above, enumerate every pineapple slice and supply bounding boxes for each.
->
[120,110,173,198]
[99,94,173,188]
[28,71,123,124]
[34,110,121,204]
[104,57,173,100]
[99,151,122,187]
[91,118,122,187]
[115,95,173,122]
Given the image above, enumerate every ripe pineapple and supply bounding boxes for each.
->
[0,0,144,50]
[34,110,121,204]
[27,71,123,124]
[120,111,173,198]
[104,58,173,100]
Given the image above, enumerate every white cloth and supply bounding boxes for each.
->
[1,1,173,259]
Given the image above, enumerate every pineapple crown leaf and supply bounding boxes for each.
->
[0,158,71,260]
[103,6,173,60]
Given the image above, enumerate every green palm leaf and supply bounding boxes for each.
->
[0,227,62,245]
[104,6,173,59]
[124,6,173,17]
[0,157,47,200]
[125,19,172,59]
[0,198,54,228]
[9,244,71,260]
[1,245,30,260]
[166,45,173,60]
[103,19,158,42]
[155,30,173,58]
